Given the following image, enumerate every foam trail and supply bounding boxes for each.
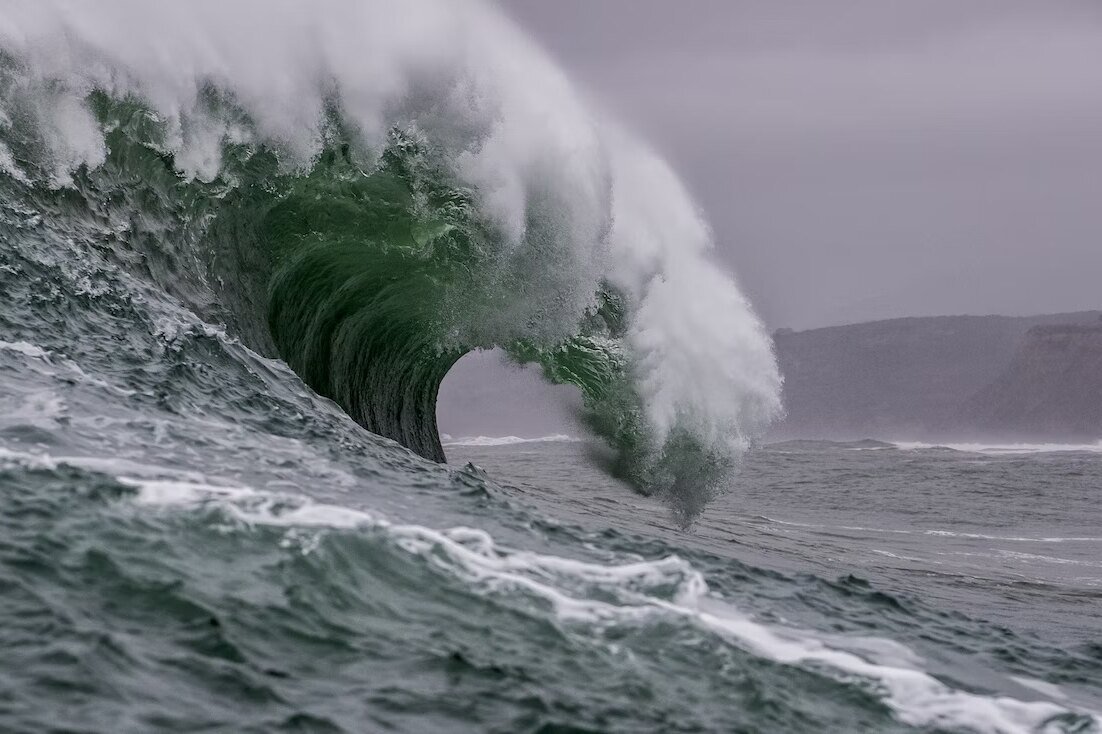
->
[125,475,1100,734]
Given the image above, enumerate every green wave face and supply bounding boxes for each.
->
[31,94,646,480]
[256,138,649,472]
[258,142,703,494]
[261,142,476,463]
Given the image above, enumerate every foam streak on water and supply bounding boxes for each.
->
[120,469,1098,734]
[7,437,1095,731]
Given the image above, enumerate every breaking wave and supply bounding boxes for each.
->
[0,0,781,516]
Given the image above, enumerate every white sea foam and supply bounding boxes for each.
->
[0,448,237,489]
[0,339,50,359]
[1,389,67,423]
[996,550,1102,569]
[123,477,379,529]
[694,598,1088,734]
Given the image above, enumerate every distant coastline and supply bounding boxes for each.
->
[771,311,1102,442]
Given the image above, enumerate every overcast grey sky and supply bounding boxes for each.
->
[499,0,1102,329]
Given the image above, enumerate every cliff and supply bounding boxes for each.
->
[772,311,1102,440]
[961,323,1102,439]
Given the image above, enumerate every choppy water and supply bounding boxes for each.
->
[0,3,1099,731]
[3,322,1100,734]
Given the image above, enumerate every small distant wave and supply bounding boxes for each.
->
[756,515,1102,544]
[893,440,1102,455]
[995,550,1102,569]
[770,439,1102,454]
[766,439,896,452]
[442,434,582,447]
[925,530,1102,543]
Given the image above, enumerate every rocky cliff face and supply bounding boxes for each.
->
[961,323,1102,439]
[772,311,1102,440]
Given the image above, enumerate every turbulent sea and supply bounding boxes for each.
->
[4,410,1102,733]
[1,1,1100,732]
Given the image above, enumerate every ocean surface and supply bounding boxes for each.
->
[1,3,1100,732]
[3,356,1101,734]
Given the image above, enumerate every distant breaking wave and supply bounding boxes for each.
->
[0,0,781,516]
[442,434,582,447]
[893,441,1102,454]
[774,439,1102,455]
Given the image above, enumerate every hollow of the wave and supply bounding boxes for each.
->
[260,148,474,463]
[437,350,585,444]
[256,143,631,469]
